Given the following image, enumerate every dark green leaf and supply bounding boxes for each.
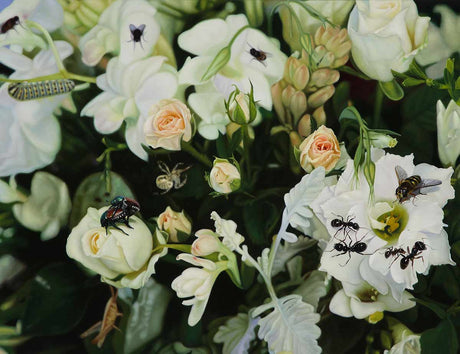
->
[379,80,404,101]
[402,78,425,87]
[411,297,447,319]
[339,106,361,123]
[229,128,243,153]
[421,318,458,354]
[332,82,350,117]
[21,263,89,336]
[407,60,428,79]
[242,201,277,245]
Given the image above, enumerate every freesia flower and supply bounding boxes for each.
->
[81,56,180,160]
[179,14,287,139]
[210,211,245,251]
[0,41,73,176]
[66,207,167,288]
[384,332,421,354]
[172,253,227,326]
[348,0,430,82]
[0,0,63,50]
[12,172,71,241]
[436,100,460,167]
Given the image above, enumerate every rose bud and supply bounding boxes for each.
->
[157,206,192,243]
[208,158,241,194]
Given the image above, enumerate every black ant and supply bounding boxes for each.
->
[128,24,146,50]
[247,44,270,67]
[1,16,20,34]
[326,233,372,266]
[399,241,427,270]
[330,215,360,239]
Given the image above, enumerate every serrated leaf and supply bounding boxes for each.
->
[124,279,172,354]
[293,271,328,311]
[272,236,317,277]
[253,295,321,354]
[379,80,404,101]
[282,168,326,240]
[214,313,258,354]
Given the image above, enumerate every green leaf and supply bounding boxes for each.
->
[243,201,277,245]
[229,128,243,152]
[379,80,404,101]
[402,78,425,87]
[21,263,89,336]
[69,172,135,227]
[421,318,458,354]
[455,77,460,90]
[123,279,172,354]
[411,297,447,319]
[213,313,258,354]
[332,82,350,117]
[407,60,428,79]
[339,106,361,123]
[446,58,454,74]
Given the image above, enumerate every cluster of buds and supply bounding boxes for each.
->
[271,24,351,143]
[59,0,115,35]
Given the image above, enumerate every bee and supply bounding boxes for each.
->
[1,16,20,34]
[81,286,122,348]
[128,24,146,50]
[155,161,191,194]
[8,79,75,101]
[395,165,441,203]
[248,44,271,67]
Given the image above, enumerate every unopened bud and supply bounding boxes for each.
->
[309,68,340,90]
[297,114,312,137]
[192,230,221,256]
[369,131,398,148]
[307,85,335,109]
[290,91,307,122]
[226,86,257,124]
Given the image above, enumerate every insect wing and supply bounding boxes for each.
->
[417,179,442,191]
[138,24,146,32]
[106,206,123,219]
[395,165,407,183]
[129,24,137,32]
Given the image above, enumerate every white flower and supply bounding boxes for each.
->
[436,100,460,167]
[191,229,221,257]
[313,150,455,299]
[0,0,63,51]
[416,5,460,78]
[385,332,421,354]
[0,41,73,177]
[79,0,160,66]
[210,211,244,251]
[0,176,26,203]
[66,207,167,289]
[12,172,71,241]
[329,281,415,320]
[178,14,286,138]
[172,253,227,326]
[348,0,430,82]
[81,56,180,160]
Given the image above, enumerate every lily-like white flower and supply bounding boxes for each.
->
[348,0,430,82]
[210,211,244,251]
[0,41,73,176]
[79,0,160,66]
[67,207,168,289]
[172,253,227,326]
[178,14,286,139]
[12,172,71,241]
[312,150,455,300]
[330,281,415,320]
[416,5,460,78]
[384,332,421,354]
[81,56,180,160]
[436,100,460,167]
[0,0,63,50]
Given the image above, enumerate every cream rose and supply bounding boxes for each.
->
[348,0,430,82]
[299,125,341,172]
[157,206,192,243]
[209,159,241,194]
[143,98,192,151]
[12,172,71,241]
[191,229,221,257]
[66,207,167,289]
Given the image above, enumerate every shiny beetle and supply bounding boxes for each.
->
[100,196,140,235]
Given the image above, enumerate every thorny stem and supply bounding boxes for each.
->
[182,142,212,167]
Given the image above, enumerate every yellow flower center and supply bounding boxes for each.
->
[371,202,408,243]
[90,231,102,254]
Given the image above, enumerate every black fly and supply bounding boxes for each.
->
[1,16,20,34]
[248,44,270,67]
[129,24,146,50]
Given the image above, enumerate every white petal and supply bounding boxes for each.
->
[329,289,353,317]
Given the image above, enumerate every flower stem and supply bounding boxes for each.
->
[372,84,384,128]
[242,125,252,179]
[152,243,192,254]
[182,142,212,167]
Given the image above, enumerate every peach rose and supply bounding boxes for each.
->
[299,125,341,172]
[209,158,241,194]
[157,206,192,243]
[144,99,192,151]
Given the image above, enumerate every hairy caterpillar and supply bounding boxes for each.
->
[8,79,75,101]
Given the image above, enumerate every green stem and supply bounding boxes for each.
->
[67,72,97,84]
[152,243,192,254]
[182,142,212,167]
[26,21,65,72]
[372,85,384,128]
[242,125,251,179]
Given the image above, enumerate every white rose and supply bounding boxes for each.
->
[12,172,71,241]
[66,207,167,289]
[436,100,460,167]
[191,229,221,257]
[348,0,430,82]
[209,159,241,194]
[157,206,192,243]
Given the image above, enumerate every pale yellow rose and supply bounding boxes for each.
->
[143,98,192,151]
[299,126,341,172]
[209,159,241,194]
[157,206,192,243]
[66,207,167,289]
